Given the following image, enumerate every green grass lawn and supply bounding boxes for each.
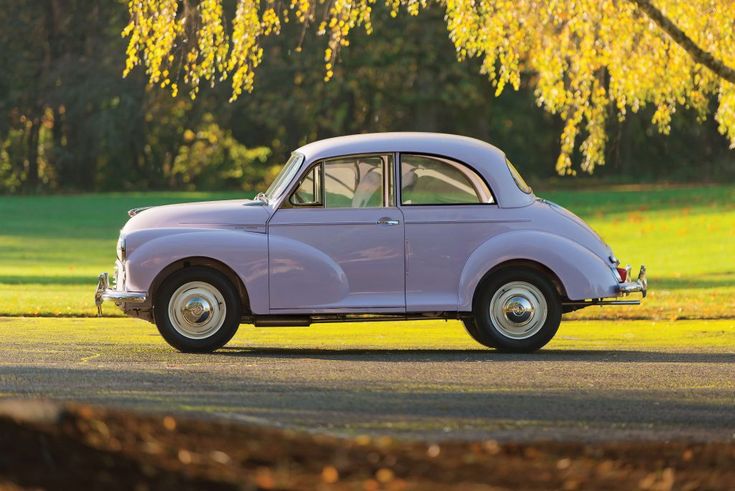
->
[0,185,733,320]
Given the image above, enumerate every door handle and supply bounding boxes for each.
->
[377,217,400,226]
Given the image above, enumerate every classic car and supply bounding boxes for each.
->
[95,132,646,353]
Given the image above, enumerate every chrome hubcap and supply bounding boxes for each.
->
[502,296,534,324]
[168,281,226,340]
[489,281,547,340]
[182,297,212,324]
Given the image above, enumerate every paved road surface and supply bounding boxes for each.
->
[1,317,734,442]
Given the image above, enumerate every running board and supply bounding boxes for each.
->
[244,312,460,326]
[562,299,641,307]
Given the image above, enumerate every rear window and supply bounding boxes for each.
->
[506,159,532,194]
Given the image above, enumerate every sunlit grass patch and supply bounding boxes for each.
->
[1,317,733,352]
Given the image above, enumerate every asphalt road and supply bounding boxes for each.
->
[1,317,734,442]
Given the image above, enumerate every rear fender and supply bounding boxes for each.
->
[458,230,618,310]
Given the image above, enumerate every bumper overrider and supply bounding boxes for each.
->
[617,265,647,298]
[94,272,147,316]
[562,264,647,309]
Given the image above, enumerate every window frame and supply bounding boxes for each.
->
[287,163,323,207]
[283,153,395,209]
[265,152,305,201]
[397,152,496,207]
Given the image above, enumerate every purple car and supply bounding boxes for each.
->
[95,133,646,353]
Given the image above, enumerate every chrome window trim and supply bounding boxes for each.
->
[266,152,305,202]
[288,164,323,207]
[281,152,395,209]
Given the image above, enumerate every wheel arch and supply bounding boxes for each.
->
[470,259,566,310]
[149,256,251,314]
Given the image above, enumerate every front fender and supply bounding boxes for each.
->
[458,230,618,310]
[267,233,350,309]
[125,228,269,314]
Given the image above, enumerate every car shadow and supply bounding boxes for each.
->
[215,347,735,363]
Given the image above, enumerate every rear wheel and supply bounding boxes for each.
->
[470,268,561,353]
[154,267,241,353]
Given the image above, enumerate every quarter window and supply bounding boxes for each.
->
[400,154,493,205]
[290,165,321,206]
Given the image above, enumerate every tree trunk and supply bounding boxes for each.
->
[25,118,40,192]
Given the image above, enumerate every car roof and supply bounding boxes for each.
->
[295,132,503,161]
[293,132,534,208]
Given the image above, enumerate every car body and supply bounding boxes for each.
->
[95,132,646,352]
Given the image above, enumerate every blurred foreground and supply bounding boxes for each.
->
[1,400,734,490]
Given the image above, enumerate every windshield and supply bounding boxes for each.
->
[506,158,533,194]
[265,152,305,200]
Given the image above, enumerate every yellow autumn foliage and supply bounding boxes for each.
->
[122,0,735,173]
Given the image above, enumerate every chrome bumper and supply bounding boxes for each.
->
[618,265,647,298]
[94,272,147,316]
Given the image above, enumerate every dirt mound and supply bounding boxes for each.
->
[0,400,733,490]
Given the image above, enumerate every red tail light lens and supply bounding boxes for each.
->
[616,267,628,282]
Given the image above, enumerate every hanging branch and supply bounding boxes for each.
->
[630,0,735,84]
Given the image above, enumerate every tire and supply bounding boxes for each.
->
[462,318,497,348]
[154,267,241,353]
[470,268,561,353]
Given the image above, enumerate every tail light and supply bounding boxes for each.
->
[616,267,628,282]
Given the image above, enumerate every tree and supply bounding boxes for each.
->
[0,0,271,193]
[122,0,735,174]
[0,0,150,191]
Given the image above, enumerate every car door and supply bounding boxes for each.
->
[398,153,502,312]
[268,153,406,313]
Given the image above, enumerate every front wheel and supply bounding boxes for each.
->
[470,269,561,353]
[154,267,241,353]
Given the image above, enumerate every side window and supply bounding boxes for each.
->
[289,165,322,206]
[323,155,389,208]
[287,154,393,208]
[400,154,493,205]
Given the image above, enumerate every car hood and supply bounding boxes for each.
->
[121,199,271,234]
